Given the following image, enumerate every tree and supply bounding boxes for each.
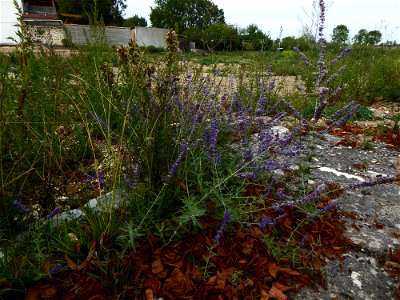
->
[366,30,382,45]
[240,24,272,51]
[294,35,316,51]
[353,29,382,45]
[203,23,238,51]
[331,24,349,44]
[150,0,225,33]
[124,15,147,28]
[353,29,368,45]
[57,0,126,26]
[183,27,203,48]
[281,36,297,50]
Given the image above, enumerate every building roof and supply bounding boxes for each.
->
[23,13,59,20]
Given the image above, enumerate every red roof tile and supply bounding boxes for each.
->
[23,13,59,20]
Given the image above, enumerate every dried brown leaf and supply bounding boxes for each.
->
[207,276,217,286]
[269,285,288,300]
[241,239,255,255]
[144,288,154,300]
[216,271,226,289]
[268,262,278,279]
[151,259,164,274]
[64,254,78,271]
[260,289,270,300]
[278,267,302,276]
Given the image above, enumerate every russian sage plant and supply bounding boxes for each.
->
[293,0,353,122]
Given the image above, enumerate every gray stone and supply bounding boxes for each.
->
[288,131,400,299]
[293,253,398,300]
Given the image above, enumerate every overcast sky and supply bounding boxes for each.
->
[125,0,400,42]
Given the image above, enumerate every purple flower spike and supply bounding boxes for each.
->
[324,103,361,132]
[293,46,310,67]
[330,48,352,66]
[92,112,108,132]
[346,176,398,190]
[13,200,30,213]
[166,140,188,181]
[236,172,257,180]
[50,263,62,275]
[308,201,339,220]
[243,148,253,162]
[321,201,339,214]
[205,120,221,165]
[215,210,231,242]
[48,207,61,219]
[258,215,275,231]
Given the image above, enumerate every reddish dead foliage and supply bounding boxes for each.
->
[329,124,400,152]
[385,247,400,277]
[22,200,354,299]
[384,247,400,300]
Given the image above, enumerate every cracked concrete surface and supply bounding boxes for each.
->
[292,131,400,299]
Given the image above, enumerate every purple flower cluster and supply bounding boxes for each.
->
[293,47,310,67]
[236,172,257,180]
[92,112,108,133]
[82,168,106,189]
[258,214,285,231]
[13,200,30,213]
[166,140,188,180]
[272,184,328,211]
[326,100,357,120]
[346,176,398,190]
[215,210,231,242]
[271,99,305,121]
[275,189,294,202]
[258,215,275,230]
[256,97,268,116]
[50,263,62,275]
[47,207,61,219]
[330,48,352,66]
[204,120,221,165]
[263,159,279,171]
[323,103,361,132]
[327,66,347,85]
[308,201,339,219]
[242,148,253,162]
[279,122,308,147]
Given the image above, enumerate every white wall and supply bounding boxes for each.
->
[64,24,131,46]
[134,27,170,48]
[0,0,22,45]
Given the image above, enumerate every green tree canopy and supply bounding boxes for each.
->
[353,29,368,45]
[353,29,382,45]
[331,24,349,44]
[240,24,272,51]
[203,23,238,51]
[366,30,382,45]
[150,0,225,33]
[281,36,297,50]
[124,15,147,28]
[57,0,126,26]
